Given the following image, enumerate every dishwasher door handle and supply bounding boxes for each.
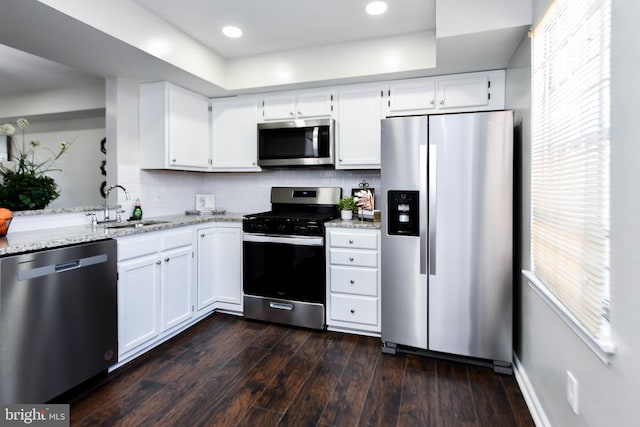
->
[18,254,109,281]
[55,260,80,272]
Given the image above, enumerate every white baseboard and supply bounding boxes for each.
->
[513,353,552,427]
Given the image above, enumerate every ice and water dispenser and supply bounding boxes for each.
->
[387,190,419,236]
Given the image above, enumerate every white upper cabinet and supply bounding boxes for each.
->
[335,84,384,170]
[385,70,505,116]
[260,89,334,121]
[210,96,261,171]
[436,73,494,110]
[387,79,437,115]
[139,82,210,170]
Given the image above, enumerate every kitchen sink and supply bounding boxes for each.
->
[102,220,170,229]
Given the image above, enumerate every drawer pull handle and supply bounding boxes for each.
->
[270,302,293,311]
[156,260,161,265]
[350,309,355,314]
[165,257,170,262]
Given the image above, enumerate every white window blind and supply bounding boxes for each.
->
[530,0,611,345]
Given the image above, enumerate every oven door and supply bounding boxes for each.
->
[242,233,325,304]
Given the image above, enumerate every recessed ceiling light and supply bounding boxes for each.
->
[222,26,242,38]
[366,1,387,15]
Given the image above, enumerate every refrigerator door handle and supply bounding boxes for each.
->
[419,144,428,275]
[428,144,437,275]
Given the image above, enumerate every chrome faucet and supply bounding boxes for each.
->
[101,184,130,223]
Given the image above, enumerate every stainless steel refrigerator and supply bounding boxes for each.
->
[380,111,513,373]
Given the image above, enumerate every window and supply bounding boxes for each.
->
[530,0,612,352]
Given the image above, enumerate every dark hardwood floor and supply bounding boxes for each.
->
[66,313,534,427]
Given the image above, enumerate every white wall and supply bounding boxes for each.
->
[26,115,106,208]
[0,85,104,119]
[506,0,640,426]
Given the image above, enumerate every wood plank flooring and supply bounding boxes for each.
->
[64,313,534,427]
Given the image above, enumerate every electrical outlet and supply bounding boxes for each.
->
[566,370,579,414]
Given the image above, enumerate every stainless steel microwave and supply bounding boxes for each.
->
[257,118,334,167]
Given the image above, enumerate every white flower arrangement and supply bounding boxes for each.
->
[0,118,73,209]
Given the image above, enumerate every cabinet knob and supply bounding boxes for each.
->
[439,100,444,105]
[430,99,435,105]
[156,260,161,265]
[350,280,355,284]
[289,111,294,116]
[171,158,177,163]
[349,257,354,262]
[201,234,205,238]
[297,111,302,115]
[350,309,355,314]
[164,257,170,262]
[348,239,354,244]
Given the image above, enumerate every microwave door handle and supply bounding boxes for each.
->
[312,126,319,157]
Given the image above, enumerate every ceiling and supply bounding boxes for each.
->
[133,0,435,59]
[0,0,529,99]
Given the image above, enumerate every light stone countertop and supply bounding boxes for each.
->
[0,212,245,256]
[325,218,381,230]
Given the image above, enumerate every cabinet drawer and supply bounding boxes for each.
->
[161,228,193,251]
[329,231,378,250]
[330,294,378,326]
[117,234,161,261]
[330,266,377,296]
[330,249,377,268]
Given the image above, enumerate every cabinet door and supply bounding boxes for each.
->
[261,93,297,121]
[167,86,210,169]
[196,228,217,310]
[197,225,242,311]
[296,89,333,118]
[160,245,193,331]
[336,85,383,169]
[210,96,261,171]
[387,79,436,116]
[118,255,161,357]
[436,74,490,110]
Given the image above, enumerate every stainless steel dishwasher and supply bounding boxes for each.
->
[0,239,118,403]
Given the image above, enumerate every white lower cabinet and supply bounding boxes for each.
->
[196,223,243,314]
[117,227,194,362]
[326,228,381,335]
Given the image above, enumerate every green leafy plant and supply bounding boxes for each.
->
[338,196,357,212]
[0,118,72,210]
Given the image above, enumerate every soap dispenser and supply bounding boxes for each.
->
[132,198,143,220]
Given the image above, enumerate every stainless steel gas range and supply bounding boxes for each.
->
[242,187,342,330]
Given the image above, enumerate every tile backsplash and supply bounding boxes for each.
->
[122,167,381,217]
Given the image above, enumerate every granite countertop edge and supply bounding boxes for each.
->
[0,212,246,256]
[325,218,381,230]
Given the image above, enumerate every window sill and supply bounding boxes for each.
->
[522,270,616,365]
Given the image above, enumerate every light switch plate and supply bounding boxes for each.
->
[195,194,215,212]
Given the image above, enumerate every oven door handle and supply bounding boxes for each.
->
[242,233,324,246]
